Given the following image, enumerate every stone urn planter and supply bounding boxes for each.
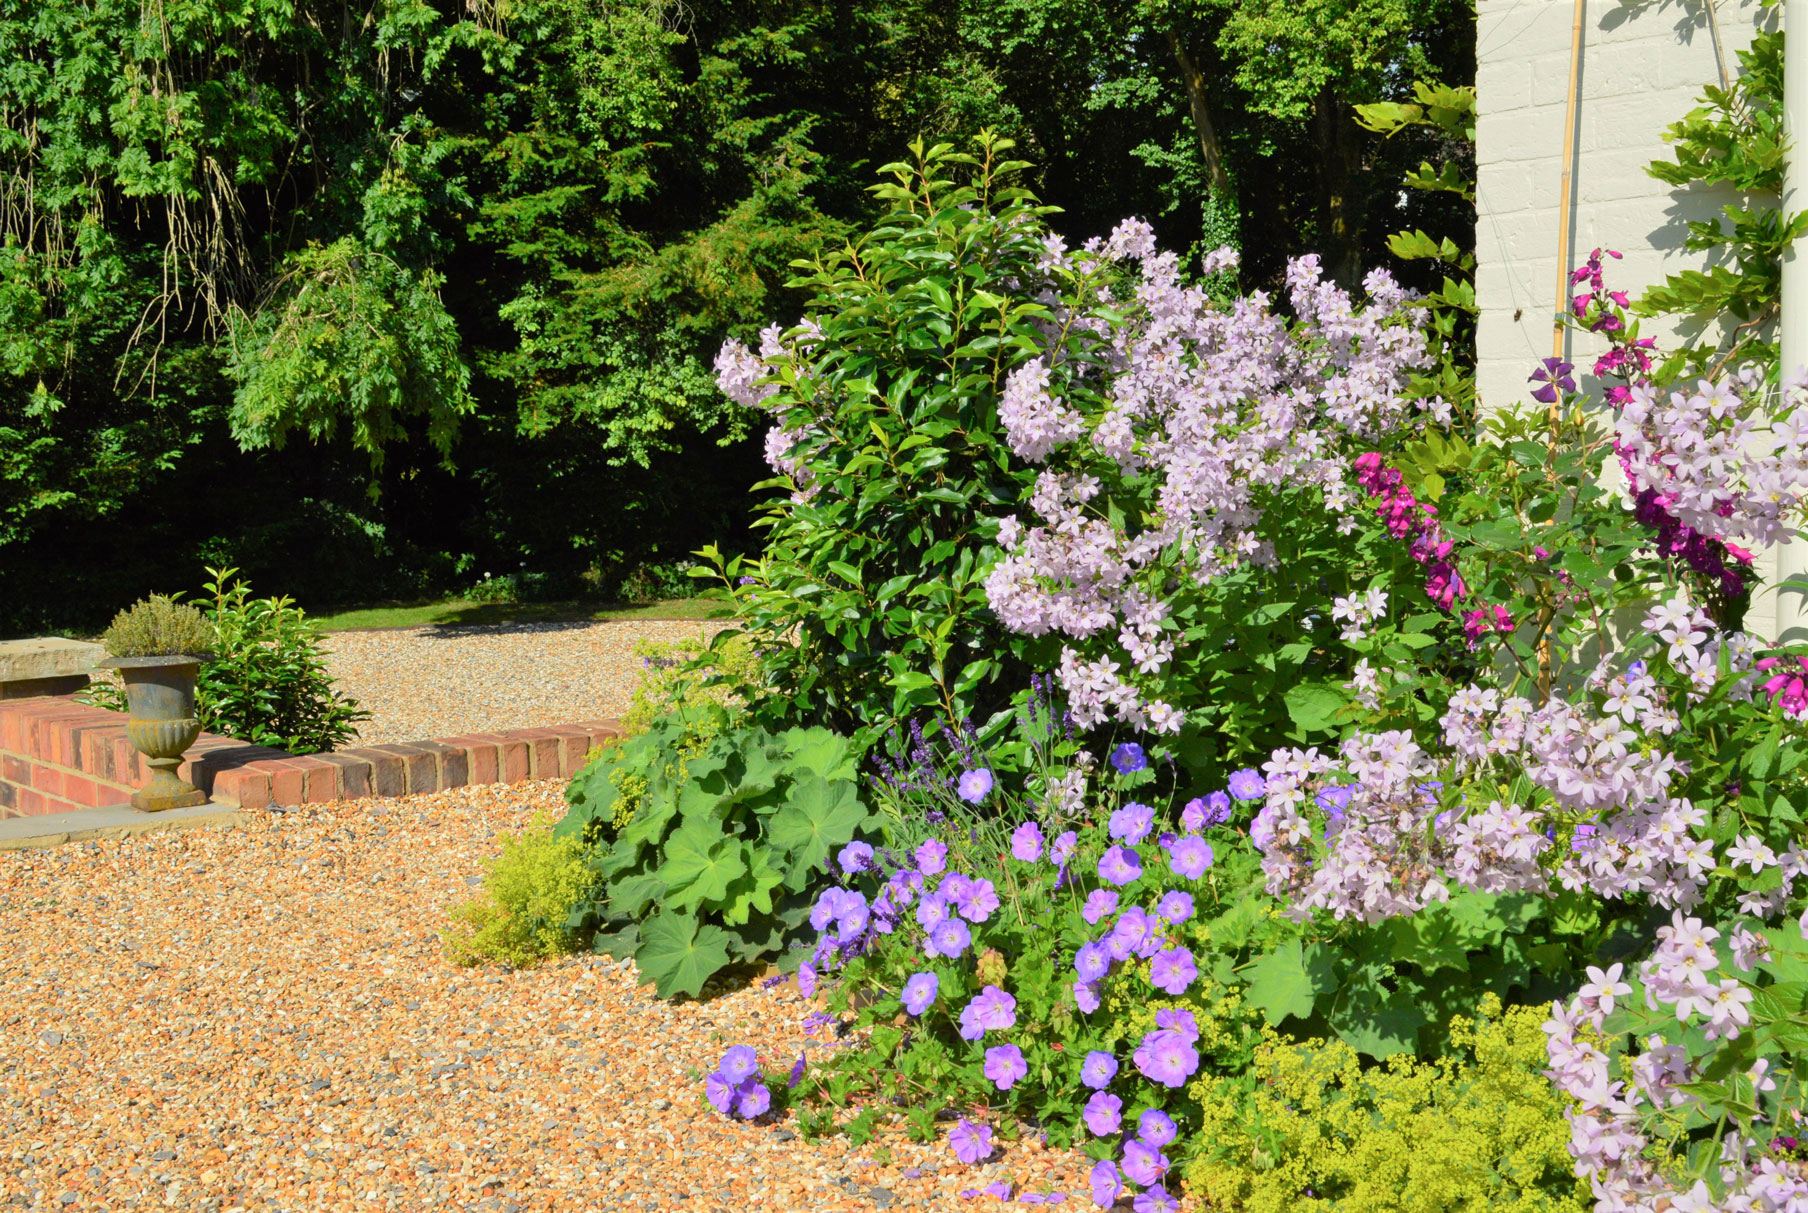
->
[99,654,216,811]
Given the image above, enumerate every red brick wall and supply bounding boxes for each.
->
[0,696,622,817]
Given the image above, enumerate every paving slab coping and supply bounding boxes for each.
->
[0,802,251,851]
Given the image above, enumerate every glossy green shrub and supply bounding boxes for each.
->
[1183,996,1588,1213]
[443,813,591,968]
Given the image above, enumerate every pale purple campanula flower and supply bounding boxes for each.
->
[1133,1029,1199,1088]
[1011,821,1045,863]
[1111,743,1147,773]
[1090,1160,1122,1208]
[984,1044,1028,1090]
[1108,802,1155,844]
[958,769,994,803]
[1082,889,1119,924]
[950,1118,994,1164]
[1227,768,1266,801]
[1149,946,1197,995]
[903,971,939,1016]
[916,838,948,876]
[1097,845,1143,887]
[1079,1050,1118,1089]
[1168,835,1214,879]
[1083,1092,1123,1137]
[1138,1109,1177,1148]
[1155,890,1194,922]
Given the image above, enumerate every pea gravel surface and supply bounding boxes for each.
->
[0,781,1105,1212]
[322,621,730,745]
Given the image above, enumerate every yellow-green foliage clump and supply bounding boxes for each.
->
[443,813,590,968]
[1184,995,1588,1213]
[102,594,217,657]
[622,632,763,732]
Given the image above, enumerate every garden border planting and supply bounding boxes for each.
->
[0,694,622,816]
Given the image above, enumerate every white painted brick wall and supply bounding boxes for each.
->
[1474,0,1780,634]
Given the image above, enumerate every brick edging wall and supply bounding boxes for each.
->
[0,695,622,818]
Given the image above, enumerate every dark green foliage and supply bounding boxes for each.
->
[556,715,877,998]
[704,137,1060,741]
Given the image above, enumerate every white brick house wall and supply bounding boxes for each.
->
[1474,0,1779,632]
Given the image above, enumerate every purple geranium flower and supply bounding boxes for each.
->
[735,1076,770,1118]
[958,769,995,804]
[835,892,870,942]
[1105,907,1152,962]
[1097,845,1143,887]
[1111,743,1147,774]
[959,985,1018,1041]
[1082,889,1119,924]
[985,1044,1028,1090]
[1179,798,1207,831]
[916,838,948,876]
[838,840,874,874]
[1138,1109,1177,1149]
[903,971,939,1016]
[917,893,952,931]
[1155,1007,1199,1041]
[1108,803,1155,845]
[1149,946,1197,995]
[1168,835,1214,880]
[1203,790,1231,824]
[1052,830,1078,863]
[718,1046,759,1084]
[950,1118,994,1164]
[1121,1139,1169,1186]
[1133,1029,1200,1089]
[927,918,972,960]
[1011,822,1045,863]
[1227,768,1267,801]
[1074,941,1111,983]
[1079,1050,1118,1089]
[1132,1187,1177,1213]
[954,877,1000,923]
[1154,890,1194,923]
[1073,980,1100,1013]
[788,1051,807,1088]
[810,887,849,931]
[1082,1092,1122,1137]
[797,963,817,998]
[705,1071,734,1115]
[1089,1160,1122,1209]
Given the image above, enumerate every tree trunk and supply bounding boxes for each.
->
[1314,82,1363,287]
[1166,29,1231,195]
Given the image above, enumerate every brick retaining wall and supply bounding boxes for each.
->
[0,696,623,818]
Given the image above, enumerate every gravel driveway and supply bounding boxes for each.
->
[0,783,1095,1211]
[322,621,731,745]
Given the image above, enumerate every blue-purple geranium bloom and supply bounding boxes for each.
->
[952,877,1000,924]
[1168,835,1214,880]
[718,1046,759,1084]
[1097,845,1143,887]
[1083,1092,1122,1137]
[1105,907,1153,961]
[1011,821,1045,863]
[1074,940,1112,982]
[1111,742,1147,773]
[1149,946,1197,996]
[1122,1139,1170,1186]
[1079,1050,1118,1089]
[957,768,994,804]
[1227,767,1267,801]
[1138,1109,1177,1149]
[926,917,971,959]
[916,893,951,931]
[838,840,874,874]
[1108,802,1155,845]
[1090,1160,1122,1208]
[915,837,948,876]
[958,985,1018,1041]
[1133,1029,1200,1089]
[1155,890,1194,923]
[984,1044,1028,1090]
[1052,829,1078,863]
[1081,889,1119,924]
[902,971,939,1016]
[950,1118,993,1164]
[1073,980,1101,1013]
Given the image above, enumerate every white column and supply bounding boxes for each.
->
[1779,0,1808,643]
